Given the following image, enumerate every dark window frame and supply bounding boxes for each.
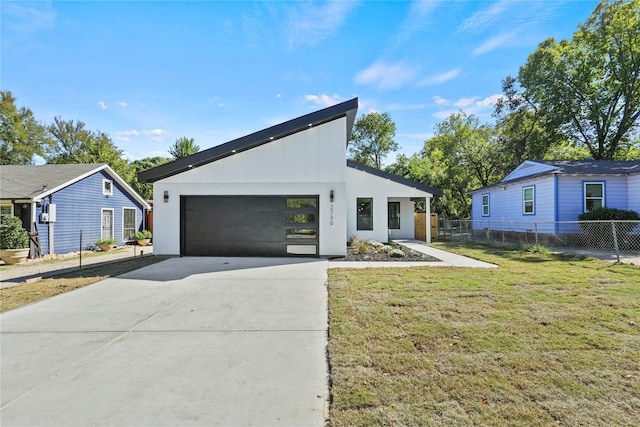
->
[388,201,400,229]
[357,198,373,231]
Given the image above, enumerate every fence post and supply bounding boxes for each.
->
[534,223,539,246]
[611,220,620,263]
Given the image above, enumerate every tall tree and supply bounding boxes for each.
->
[130,156,171,200]
[387,112,503,218]
[0,91,52,165]
[348,112,398,169]
[168,137,199,159]
[493,77,560,168]
[518,0,640,159]
[47,117,134,183]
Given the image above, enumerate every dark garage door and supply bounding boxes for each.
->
[181,195,319,257]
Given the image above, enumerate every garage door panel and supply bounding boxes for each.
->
[181,196,318,257]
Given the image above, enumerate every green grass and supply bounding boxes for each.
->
[1,255,172,312]
[327,241,640,426]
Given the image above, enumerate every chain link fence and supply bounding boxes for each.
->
[437,218,640,262]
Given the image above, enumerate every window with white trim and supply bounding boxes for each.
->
[0,203,13,222]
[584,182,604,212]
[523,186,535,214]
[123,208,136,241]
[481,194,490,216]
[103,179,113,196]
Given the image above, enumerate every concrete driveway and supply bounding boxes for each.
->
[1,257,329,427]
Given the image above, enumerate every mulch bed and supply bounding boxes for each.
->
[331,243,440,262]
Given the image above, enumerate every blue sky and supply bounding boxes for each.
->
[2,0,599,164]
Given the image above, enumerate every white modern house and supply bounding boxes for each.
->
[139,98,441,257]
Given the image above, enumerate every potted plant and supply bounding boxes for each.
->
[96,237,116,251]
[0,215,30,264]
[133,230,152,246]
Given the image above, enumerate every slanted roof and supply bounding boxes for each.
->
[347,160,443,196]
[139,98,360,183]
[472,159,640,193]
[533,159,640,176]
[0,164,150,208]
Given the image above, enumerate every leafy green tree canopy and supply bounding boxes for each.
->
[348,112,398,169]
[518,0,640,159]
[169,137,199,159]
[130,156,171,200]
[0,91,52,165]
[47,117,134,183]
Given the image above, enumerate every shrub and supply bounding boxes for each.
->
[133,230,152,240]
[578,207,640,221]
[96,237,116,245]
[0,216,30,249]
[389,249,405,258]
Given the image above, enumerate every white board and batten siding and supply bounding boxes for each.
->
[345,167,434,244]
[153,118,348,256]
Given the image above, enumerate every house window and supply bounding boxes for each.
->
[0,203,13,222]
[584,182,604,212]
[481,194,490,217]
[123,208,136,241]
[357,198,373,230]
[103,179,113,196]
[388,202,400,229]
[523,186,535,214]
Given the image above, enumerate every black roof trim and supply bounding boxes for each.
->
[347,160,443,196]
[139,98,359,183]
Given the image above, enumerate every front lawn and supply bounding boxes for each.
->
[327,242,640,426]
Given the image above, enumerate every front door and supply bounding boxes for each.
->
[102,209,114,240]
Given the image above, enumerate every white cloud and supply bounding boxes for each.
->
[475,94,503,107]
[119,101,128,108]
[472,31,518,56]
[285,1,359,49]
[305,94,342,108]
[453,97,477,108]
[116,129,169,142]
[98,101,107,110]
[458,0,510,33]
[4,2,55,33]
[354,60,420,91]
[432,96,449,106]
[419,68,460,86]
[393,0,440,46]
[433,94,503,120]
[276,93,282,98]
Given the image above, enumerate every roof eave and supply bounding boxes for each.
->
[139,98,359,184]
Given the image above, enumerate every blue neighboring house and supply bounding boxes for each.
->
[0,164,150,256]
[470,160,640,234]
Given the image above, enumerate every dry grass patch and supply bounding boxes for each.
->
[1,256,171,312]
[328,242,640,426]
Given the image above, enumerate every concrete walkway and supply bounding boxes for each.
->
[1,257,329,427]
[329,239,496,268]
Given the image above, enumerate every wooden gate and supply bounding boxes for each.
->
[414,213,438,241]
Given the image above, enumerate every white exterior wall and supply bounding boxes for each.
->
[346,167,433,243]
[152,118,348,256]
